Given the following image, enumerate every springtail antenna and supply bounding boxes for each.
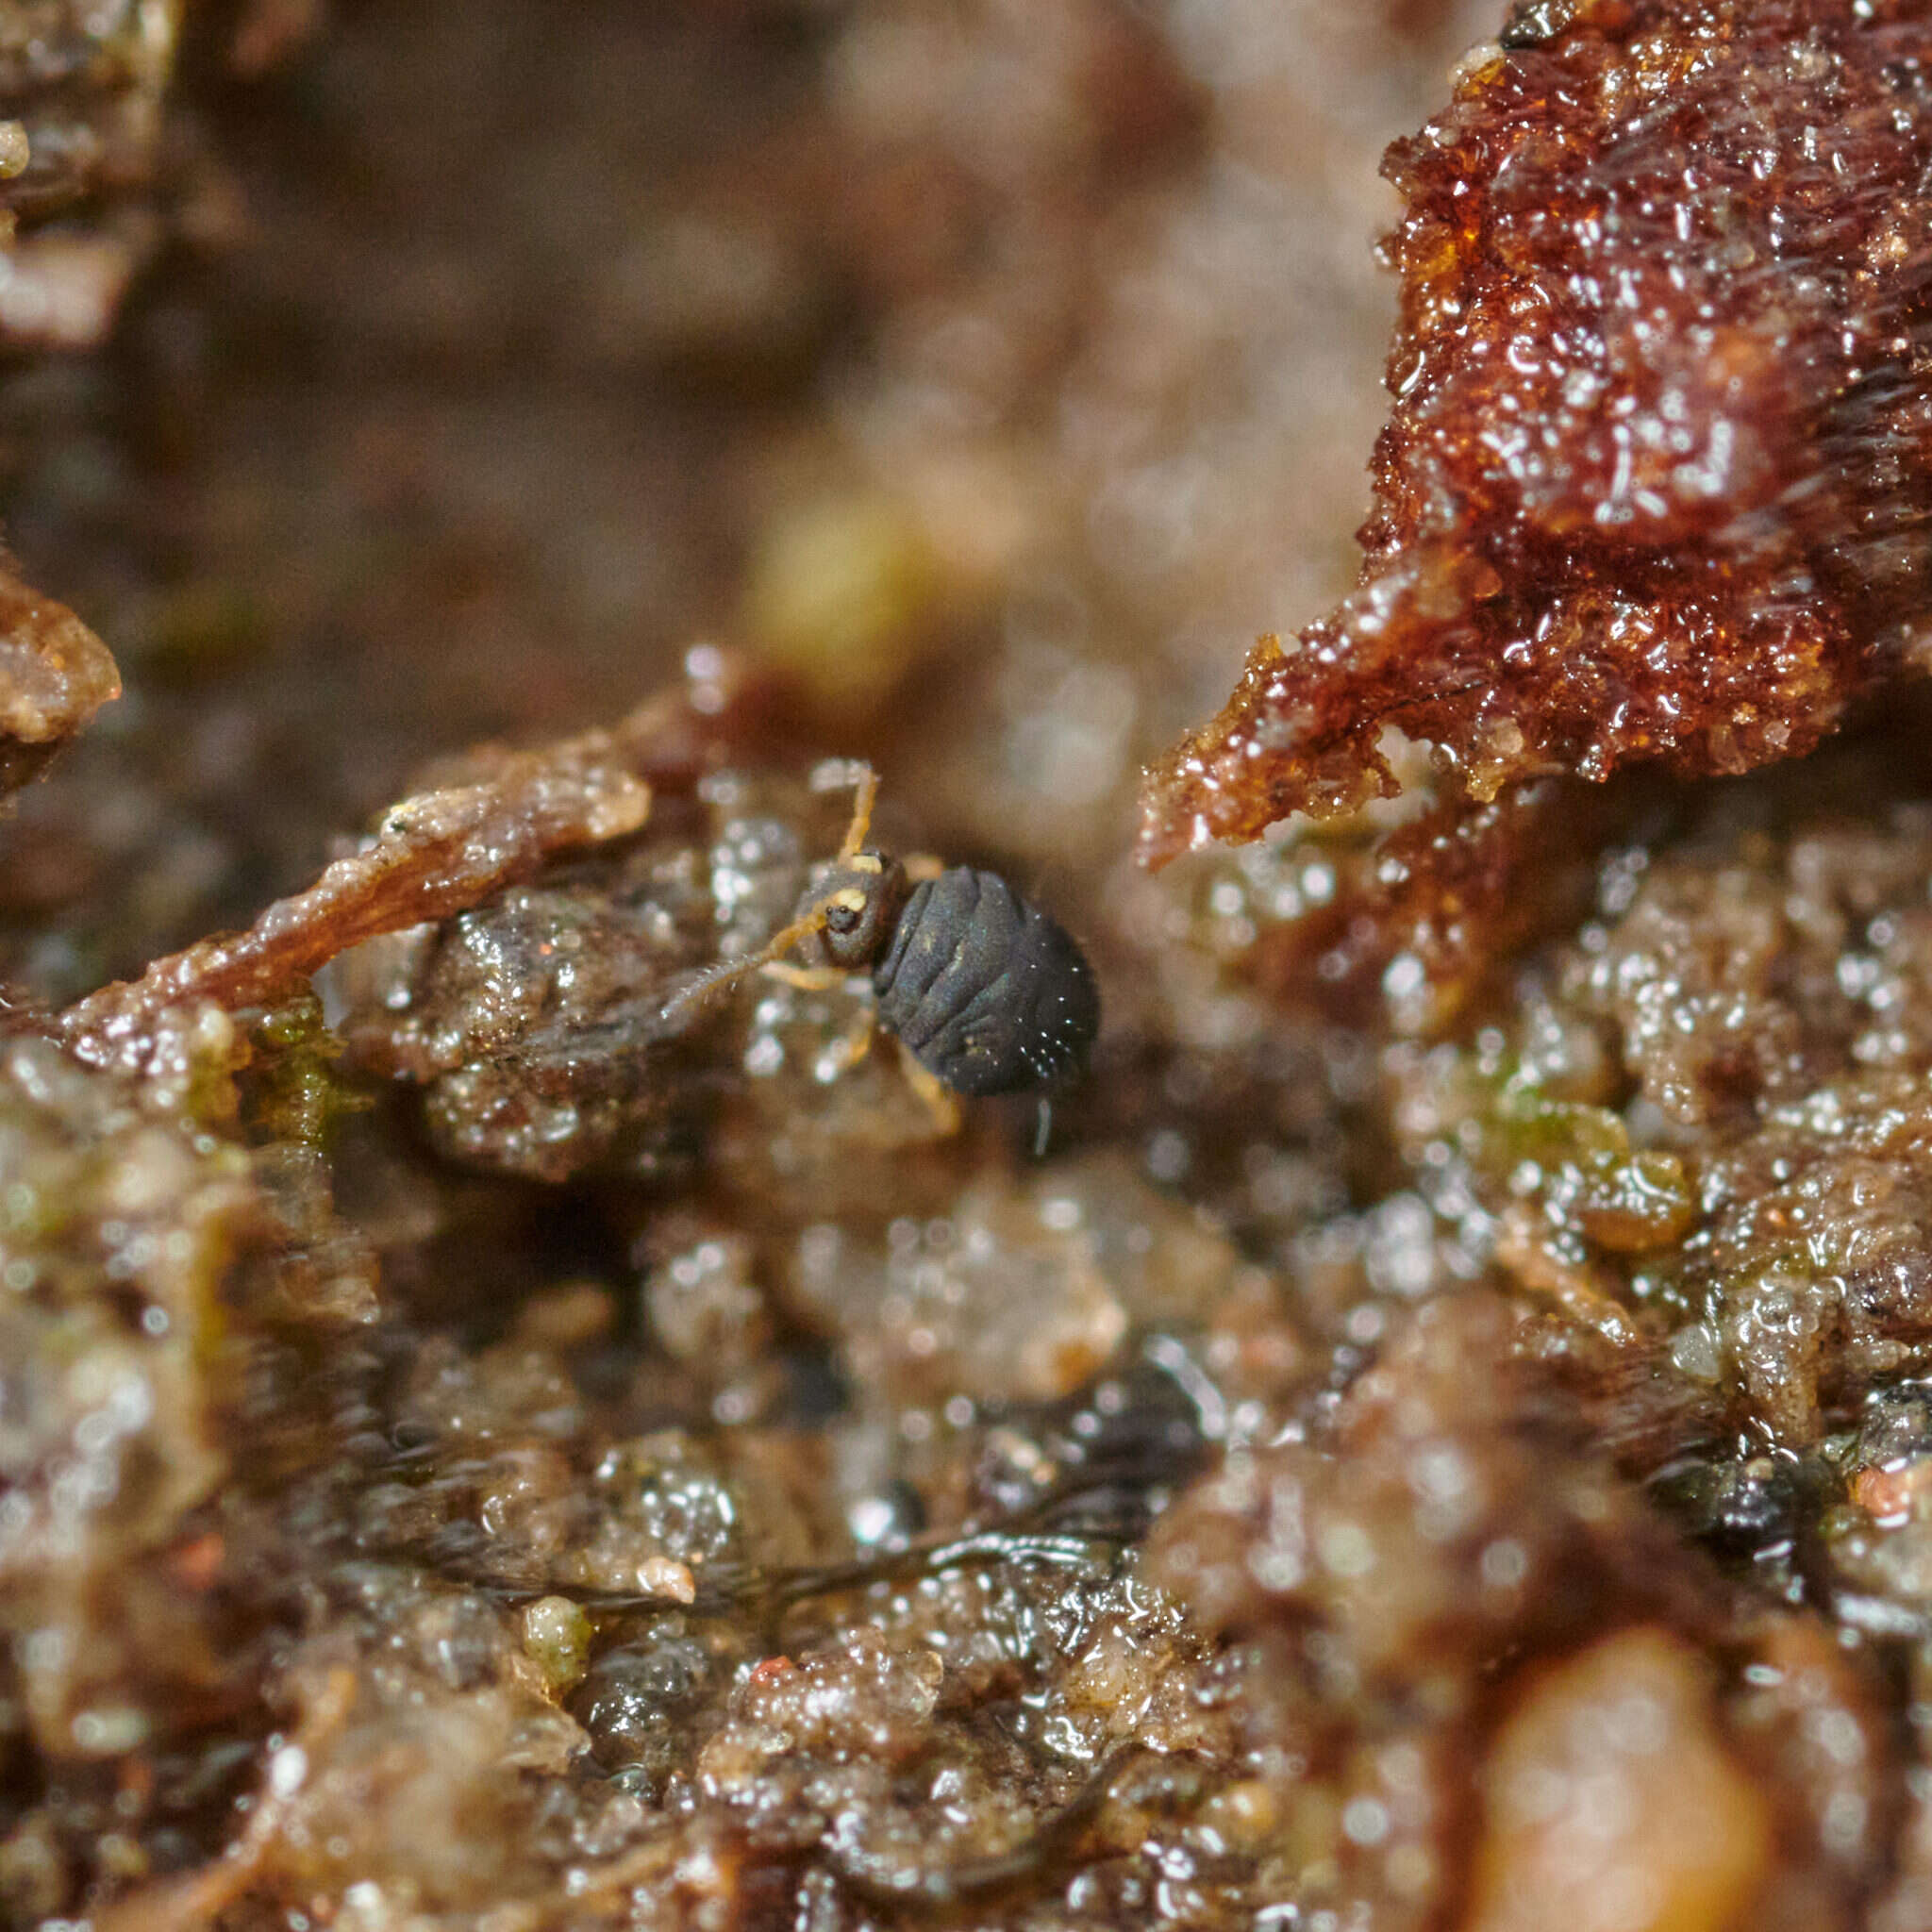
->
[808,757,879,862]
[658,896,837,1026]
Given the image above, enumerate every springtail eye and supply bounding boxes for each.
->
[824,888,867,936]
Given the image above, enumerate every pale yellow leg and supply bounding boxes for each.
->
[843,1004,877,1066]
[896,1041,962,1136]
[760,961,851,992]
[818,1000,878,1077]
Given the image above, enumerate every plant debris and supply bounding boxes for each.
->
[16,2,1932,1928]
[1142,0,1932,863]
[0,557,118,800]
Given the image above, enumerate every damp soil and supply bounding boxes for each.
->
[8,4,1932,1930]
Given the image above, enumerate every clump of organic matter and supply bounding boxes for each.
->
[24,1,1932,1928]
[0,0,192,348]
[1148,1292,1892,1932]
[0,556,117,799]
[53,696,716,1084]
[1142,0,1932,864]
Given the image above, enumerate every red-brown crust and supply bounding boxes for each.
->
[1141,0,1932,865]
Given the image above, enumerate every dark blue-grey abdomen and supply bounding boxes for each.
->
[873,868,1099,1096]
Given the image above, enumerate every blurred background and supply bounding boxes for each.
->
[0,0,1496,998]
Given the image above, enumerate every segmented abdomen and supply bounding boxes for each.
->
[873,867,1099,1096]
